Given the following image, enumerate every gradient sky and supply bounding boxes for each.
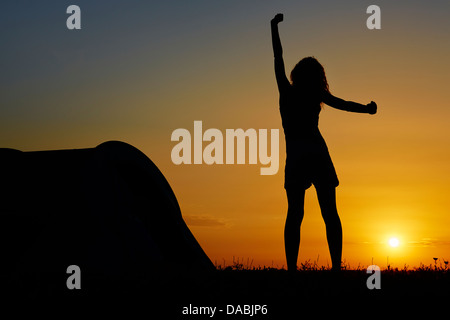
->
[1,0,450,268]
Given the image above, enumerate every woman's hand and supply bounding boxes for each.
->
[271,13,283,25]
[367,101,377,114]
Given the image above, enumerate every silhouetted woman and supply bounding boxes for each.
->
[271,14,377,271]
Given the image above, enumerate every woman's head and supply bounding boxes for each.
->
[290,57,329,102]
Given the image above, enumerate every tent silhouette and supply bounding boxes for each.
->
[0,141,213,295]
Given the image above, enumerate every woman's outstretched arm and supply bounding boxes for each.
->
[323,92,377,114]
[271,14,290,91]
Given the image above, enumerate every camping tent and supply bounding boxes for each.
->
[0,141,214,295]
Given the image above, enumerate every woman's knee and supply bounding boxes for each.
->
[316,186,338,213]
[285,188,306,225]
[321,208,340,226]
[287,207,304,225]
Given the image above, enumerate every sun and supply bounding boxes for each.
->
[388,237,400,248]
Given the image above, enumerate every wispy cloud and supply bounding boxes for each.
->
[183,214,230,227]
[345,238,450,248]
[406,238,450,248]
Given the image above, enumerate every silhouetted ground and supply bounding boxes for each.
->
[3,264,449,316]
[168,266,449,317]
[37,268,450,314]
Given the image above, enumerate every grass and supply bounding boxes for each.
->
[216,256,450,272]
[203,257,450,303]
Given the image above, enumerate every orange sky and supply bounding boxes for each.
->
[1,1,450,268]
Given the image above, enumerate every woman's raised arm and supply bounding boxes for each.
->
[271,14,290,91]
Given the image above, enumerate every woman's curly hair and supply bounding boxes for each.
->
[290,56,329,105]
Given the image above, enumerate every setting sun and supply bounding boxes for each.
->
[389,238,400,248]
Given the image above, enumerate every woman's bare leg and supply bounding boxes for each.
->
[284,188,305,272]
[316,186,342,271]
